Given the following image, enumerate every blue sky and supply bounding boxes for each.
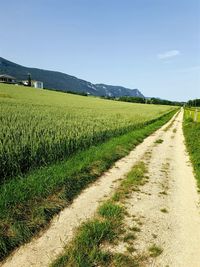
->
[0,0,199,101]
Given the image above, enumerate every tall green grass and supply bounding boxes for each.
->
[51,162,147,267]
[0,84,174,180]
[183,109,200,188]
[0,110,176,260]
[184,107,200,122]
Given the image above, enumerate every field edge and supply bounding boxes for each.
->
[0,109,177,261]
[183,109,200,189]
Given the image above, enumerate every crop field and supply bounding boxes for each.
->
[0,84,177,260]
[0,84,174,181]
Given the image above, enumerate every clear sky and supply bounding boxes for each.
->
[0,0,199,101]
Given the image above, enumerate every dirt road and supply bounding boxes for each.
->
[115,110,200,266]
[1,110,200,267]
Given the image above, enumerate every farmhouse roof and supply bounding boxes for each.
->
[0,74,16,79]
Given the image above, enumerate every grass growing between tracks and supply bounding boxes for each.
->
[183,110,200,188]
[0,110,176,260]
[52,162,147,267]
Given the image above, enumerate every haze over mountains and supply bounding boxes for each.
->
[0,57,144,98]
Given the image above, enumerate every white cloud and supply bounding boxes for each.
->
[157,50,180,60]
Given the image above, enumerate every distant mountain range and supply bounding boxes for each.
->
[0,57,144,98]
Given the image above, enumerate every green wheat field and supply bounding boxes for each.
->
[0,83,176,259]
[0,84,173,181]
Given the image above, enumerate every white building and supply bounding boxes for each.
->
[32,81,43,89]
[22,80,43,89]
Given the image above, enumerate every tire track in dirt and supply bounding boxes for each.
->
[111,110,200,267]
[0,114,178,267]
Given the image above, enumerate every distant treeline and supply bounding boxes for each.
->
[62,91,186,106]
[118,96,146,103]
[186,99,200,107]
[65,90,88,96]
[118,96,183,106]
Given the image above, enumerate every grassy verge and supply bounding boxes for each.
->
[184,107,200,122]
[52,162,147,267]
[0,110,176,260]
[183,110,200,188]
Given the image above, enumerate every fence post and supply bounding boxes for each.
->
[194,108,198,122]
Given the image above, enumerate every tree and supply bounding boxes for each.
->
[28,73,32,87]
[187,99,200,107]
